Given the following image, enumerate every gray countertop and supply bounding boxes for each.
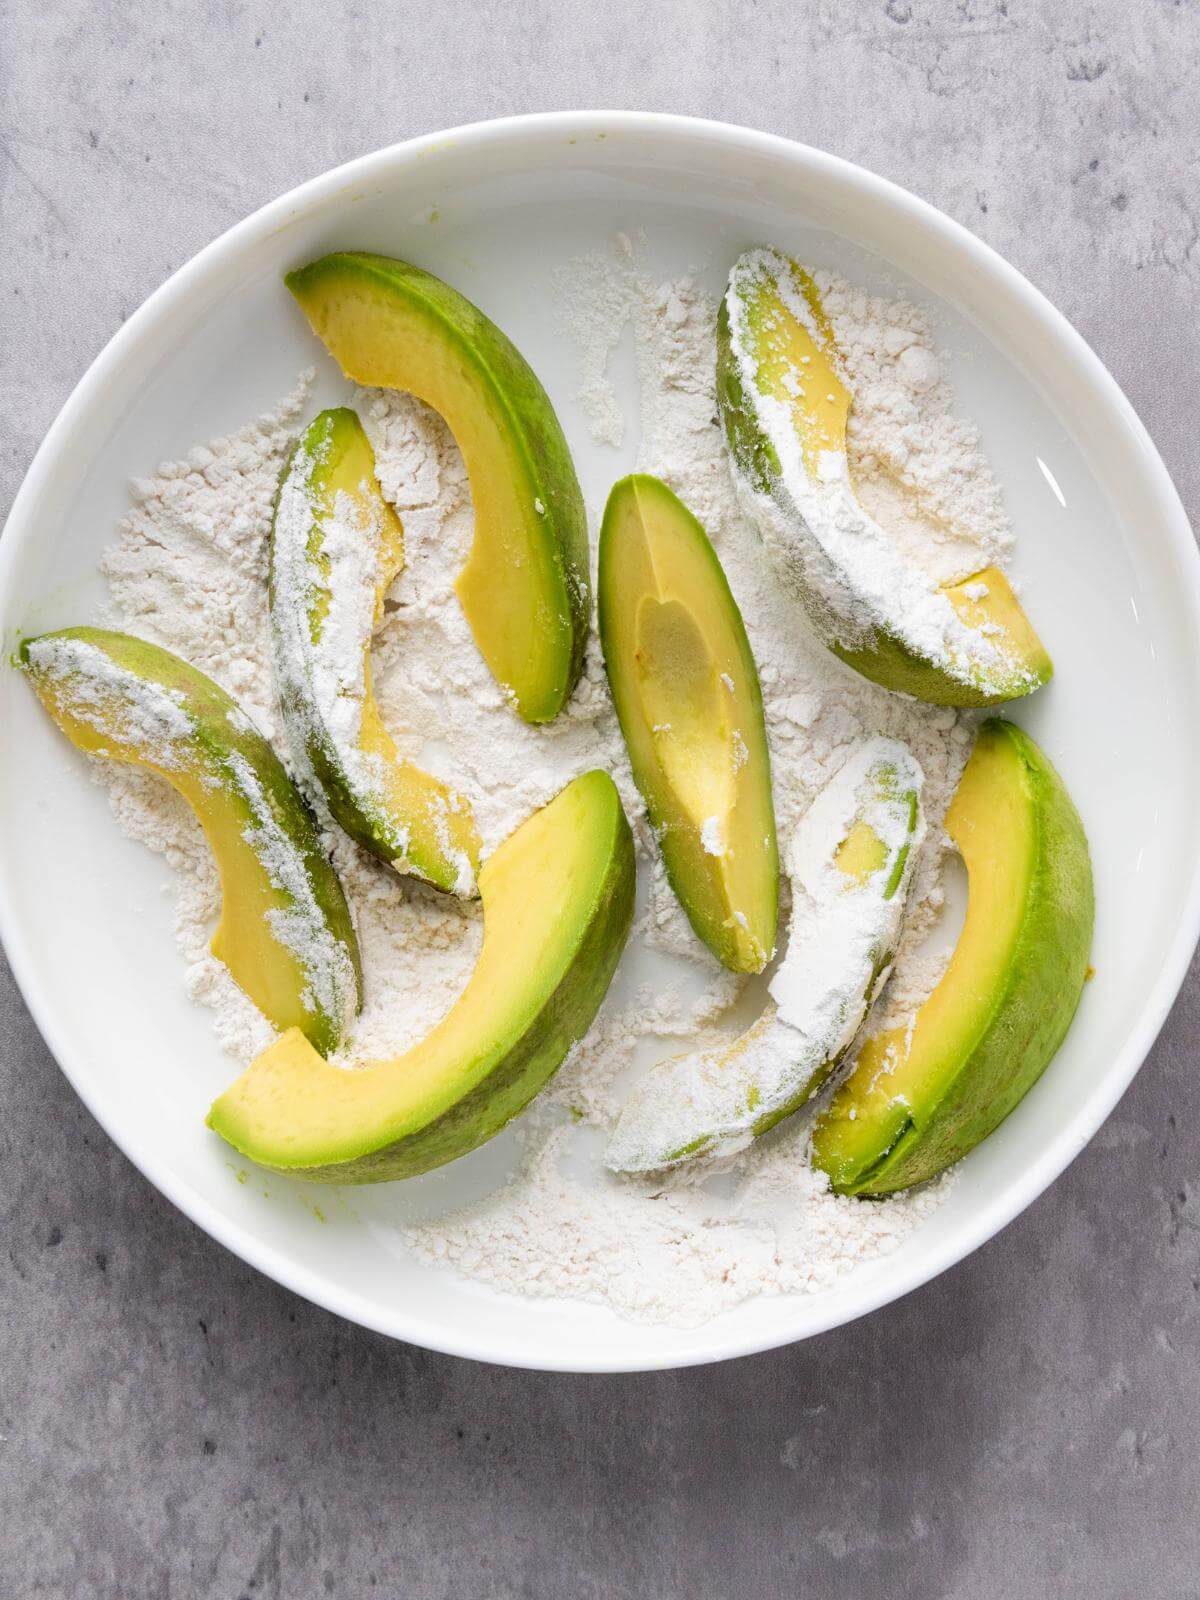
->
[3,3,1199,1595]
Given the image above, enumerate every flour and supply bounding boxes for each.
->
[76,240,1018,1327]
[101,374,315,729]
[23,633,196,761]
[270,434,392,782]
[823,274,1011,586]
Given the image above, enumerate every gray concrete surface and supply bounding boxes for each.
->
[3,2,1199,1595]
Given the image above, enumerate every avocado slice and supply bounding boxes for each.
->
[21,628,361,1053]
[285,252,590,723]
[811,719,1094,1195]
[598,474,779,973]
[208,770,635,1182]
[271,407,481,896]
[606,737,924,1171]
[717,249,1053,707]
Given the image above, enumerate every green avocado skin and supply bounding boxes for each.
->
[234,786,638,1184]
[715,293,1048,709]
[716,295,783,500]
[821,720,1094,1197]
[21,627,362,1054]
[285,252,591,723]
[829,636,1033,710]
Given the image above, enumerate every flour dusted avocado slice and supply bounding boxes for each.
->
[717,249,1052,707]
[271,407,481,895]
[812,719,1093,1196]
[21,628,360,1053]
[208,771,635,1182]
[606,737,924,1172]
[599,474,778,973]
[285,252,590,723]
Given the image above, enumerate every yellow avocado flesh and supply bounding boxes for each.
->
[208,770,636,1182]
[942,564,1050,681]
[21,629,361,1053]
[721,254,1053,706]
[747,263,850,475]
[285,254,590,723]
[835,819,888,884]
[598,474,779,973]
[272,408,481,894]
[116,768,298,1023]
[812,719,1094,1195]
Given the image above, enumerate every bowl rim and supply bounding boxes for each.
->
[2,109,1199,1372]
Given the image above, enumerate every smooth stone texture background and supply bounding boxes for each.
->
[2,2,1198,1594]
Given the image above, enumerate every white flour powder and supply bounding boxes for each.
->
[80,243,1017,1326]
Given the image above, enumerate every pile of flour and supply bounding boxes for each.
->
[88,242,1012,1326]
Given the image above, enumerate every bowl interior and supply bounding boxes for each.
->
[2,116,1197,1370]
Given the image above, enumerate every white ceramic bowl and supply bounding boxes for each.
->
[2,113,1197,1372]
